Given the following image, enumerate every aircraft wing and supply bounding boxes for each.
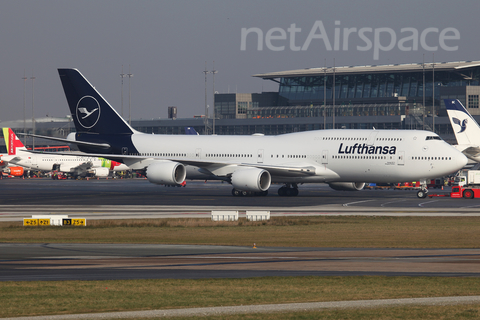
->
[462,146,480,159]
[27,150,320,178]
[70,161,94,176]
[179,159,317,177]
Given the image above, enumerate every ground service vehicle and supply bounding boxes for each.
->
[428,186,480,199]
[454,170,480,188]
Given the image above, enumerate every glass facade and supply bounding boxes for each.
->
[278,70,480,104]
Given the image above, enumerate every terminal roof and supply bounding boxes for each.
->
[253,60,480,79]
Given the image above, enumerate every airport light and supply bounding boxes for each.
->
[333,58,336,129]
[323,59,326,130]
[423,54,425,131]
[30,74,35,149]
[203,62,209,134]
[211,61,218,135]
[120,65,126,118]
[432,53,435,133]
[127,66,133,125]
[22,71,27,134]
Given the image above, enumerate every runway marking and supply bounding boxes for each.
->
[342,200,374,207]
[380,199,410,207]
[461,204,480,209]
[418,200,439,207]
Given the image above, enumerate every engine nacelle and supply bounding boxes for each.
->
[328,182,366,191]
[146,161,186,185]
[90,167,109,177]
[7,166,24,177]
[231,167,271,192]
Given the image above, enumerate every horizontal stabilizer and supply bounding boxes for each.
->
[18,133,110,149]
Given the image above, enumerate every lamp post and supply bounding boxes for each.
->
[432,53,435,133]
[30,74,35,149]
[323,59,326,130]
[120,65,126,118]
[203,62,209,134]
[211,62,217,135]
[22,71,27,134]
[127,66,133,125]
[333,58,336,129]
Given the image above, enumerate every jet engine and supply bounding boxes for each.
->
[328,182,365,191]
[90,167,109,177]
[6,166,24,177]
[146,161,186,185]
[231,167,271,192]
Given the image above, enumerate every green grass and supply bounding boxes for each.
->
[1,277,480,318]
[1,216,480,248]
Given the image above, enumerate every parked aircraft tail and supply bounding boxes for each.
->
[2,128,27,155]
[445,99,480,146]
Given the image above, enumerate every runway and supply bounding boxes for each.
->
[1,178,480,222]
[2,178,480,282]
[2,243,480,281]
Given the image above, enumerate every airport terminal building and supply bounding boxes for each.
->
[2,60,480,148]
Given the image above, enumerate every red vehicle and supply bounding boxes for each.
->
[428,186,480,199]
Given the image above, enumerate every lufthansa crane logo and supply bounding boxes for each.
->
[76,96,100,129]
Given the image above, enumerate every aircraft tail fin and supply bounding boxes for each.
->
[185,127,199,135]
[2,128,27,155]
[57,68,135,135]
[445,99,480,145]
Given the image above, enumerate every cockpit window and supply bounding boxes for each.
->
[426,136,442,140]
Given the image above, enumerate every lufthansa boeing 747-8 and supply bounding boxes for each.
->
[31,69,468,198]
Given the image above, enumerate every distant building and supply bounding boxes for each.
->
[168,106,177,119]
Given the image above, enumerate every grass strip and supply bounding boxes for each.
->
[1,216,480,248]
[1,276,480,318]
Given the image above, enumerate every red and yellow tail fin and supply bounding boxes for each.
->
[2,128,27,155]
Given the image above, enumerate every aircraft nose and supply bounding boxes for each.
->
[454,151,468,169]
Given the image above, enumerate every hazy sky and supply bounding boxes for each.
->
[1,0,479,122]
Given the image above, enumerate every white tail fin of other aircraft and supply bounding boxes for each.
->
[445,99,480,162]
[445,99,480,146]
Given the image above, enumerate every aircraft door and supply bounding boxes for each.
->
[195,148,202,159]
[322,150,328,164]
[397,151,405,165]
[257,149,264,163]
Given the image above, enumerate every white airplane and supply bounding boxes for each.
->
[445,99,480,163]
[1,127,129,178]
[32,69,467,198]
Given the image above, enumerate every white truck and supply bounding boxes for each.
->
[454,170,480,187]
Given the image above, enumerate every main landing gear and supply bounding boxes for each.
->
[278,183,299,197]
[231,189,268,197]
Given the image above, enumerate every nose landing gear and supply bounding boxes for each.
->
[416,180,428,198]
